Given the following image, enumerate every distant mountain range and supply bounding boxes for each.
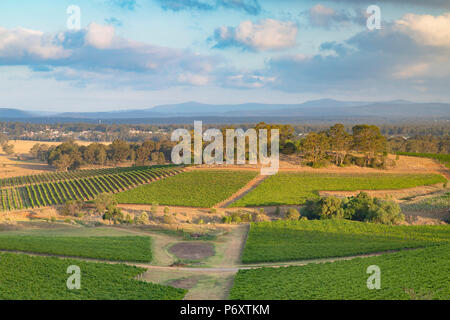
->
[1,99,449,123]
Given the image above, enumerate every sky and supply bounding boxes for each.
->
[0,0,449,112]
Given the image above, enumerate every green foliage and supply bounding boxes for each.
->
[2,143,14,155]
[61,200,82,216]
[0,236,152,262]
[231,172,447,207]
[344,193,404,224]
[94,192,117,213]
[230,244,450,300]
[285,208,300,220]
[302,196,345,220]
[116,170,258,207]
[222,210,253,224]
[241,219,450,263]
[0,253,185,300]
[103,206,124,224]
[303,193,404,225]
[135,211,149,224]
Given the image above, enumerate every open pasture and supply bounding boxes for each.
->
[397,152,450,168]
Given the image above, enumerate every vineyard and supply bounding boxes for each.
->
[242,220,450,263]
[231,172,447,207]
[230,244,450,300]
[116,170,258,207]
[0,165,184,212]
[0,253,186,300]
[0,236,152,262]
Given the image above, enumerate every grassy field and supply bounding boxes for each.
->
[0,253,185,300]
[230,244,450,300]
[397,152,450,168]
[242,220,450,263]
[115,170,258,207]
[0,236,152,262]
[231,172,447,207]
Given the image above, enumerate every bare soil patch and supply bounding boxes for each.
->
[403,215,448,225]
[319,184,443,201]
[167,276,202,289]
[190,155,448,177]
[169,242,215,260]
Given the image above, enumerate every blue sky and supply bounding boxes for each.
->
[0,0,449,111]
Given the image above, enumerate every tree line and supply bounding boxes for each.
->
[30,140,174,171]
[1,120,448,142]
[286,124,389,168]
[23,122,448,171]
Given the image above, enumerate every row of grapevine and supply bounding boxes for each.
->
[0,165,184,211]
[0,165,174,188]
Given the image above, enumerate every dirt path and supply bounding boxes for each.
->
[0,246,418,272]
[204,224,249,267]
[0,236,425,300]
[319,183,444,201]
[214,175,268,208]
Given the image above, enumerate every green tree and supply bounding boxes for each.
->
[61,200,82,216]
[327,124,352,166]
[94,193,117,214]
[285,208,300,220]
[352,125,387,166]
[108,139,130,165]
[135,212,150,224]
[52,154,73,171]
[301,132,330,166]
[2,143,14,155]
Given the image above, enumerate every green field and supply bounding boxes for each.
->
[230,244,450,300]
[231,172,447,207]
[115,170,258,207]
[0,236,152,262]
[242,220,450,263]
[0,165,183,211]
[0,253,185,300]
[397,152,450,168]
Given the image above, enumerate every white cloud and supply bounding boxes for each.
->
[213,19,298,51]
[177,72,210,86]
[223,73,275,88]
[0,24,222,90]
[303,4,357,29]
[392,63,430,79]
[395,13,450,47]
[0,27,69,60]
[84,23,116,49]
[309,4,336,26]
